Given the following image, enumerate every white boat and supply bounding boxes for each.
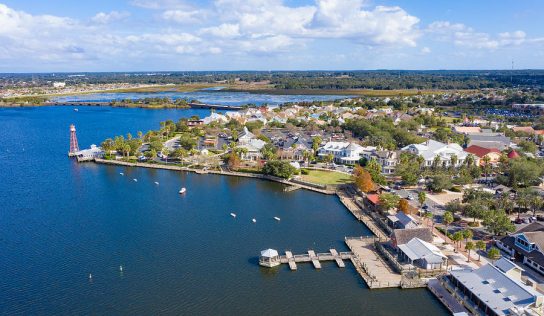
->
[252,218,256,223]
[119,172,124,176]
[119,265,123,272]
[74,108,79,112]
[179,187,186,194]
[230,213,236,218]
[133,178,138,182]
[88,273,92,279]
[274,217,281,221]
[154,181,159,185]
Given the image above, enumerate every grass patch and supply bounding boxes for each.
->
[300,169,352,185]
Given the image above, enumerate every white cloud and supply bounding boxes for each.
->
[420,47,431,54]
[161,9,202,24]
[427,21,529,50]
[200,23,240,38]
[91,11,130,24]
[130,0,190,10]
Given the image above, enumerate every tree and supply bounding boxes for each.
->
[481,155,491,183]
[324,153,334,165]
[353,165,374,193]
[465,241,475,262]
[379,193,400,212]
[262,161,297,179]
[443,211,454,237]
[482,209,515,236]
[418,191,426,208]
[398,199,410,214]
[311,136,322,154]
[366,158,387,185]
[427,173,452,192]
[452,231,463,249]
[462,229,473,243]
[227,152,241,170]
[100,138,115,156]
[487,247,501,263]
[424,211,434,227]
[395,152,422,185]
[476,240,486,261]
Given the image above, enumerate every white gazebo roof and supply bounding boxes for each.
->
[260,249,279,258]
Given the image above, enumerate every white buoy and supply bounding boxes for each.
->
[119,265,123,272]
[274,217,281,221]
[230,213,236,218]
[119,172,124,176]
[154,181,159,185]
[89,273,92,279]
[252,218,256,223]
[133,178,137,182]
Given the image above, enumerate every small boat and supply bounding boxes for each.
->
[179,187,186,194]
[154,181,159,185]
[74,108,79,112]
[119,172,124,176]
[274,217,281,221]
[133,178,138,182]
[119,265,123,272]
[88,273,92,279]
[252,218,256,223]
[230,213,236,218]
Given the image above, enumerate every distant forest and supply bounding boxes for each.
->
[2,70,544,90]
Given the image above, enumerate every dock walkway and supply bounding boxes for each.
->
[345,237,402,289]
[276,249,352,270]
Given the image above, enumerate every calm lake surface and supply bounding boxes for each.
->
[0,105,448,315]
[53,90,349,106]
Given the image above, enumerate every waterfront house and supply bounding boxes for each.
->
[237,127,266,161]
[387,212,419,229]
[317,141,367,165]
[391,227,433,248]
[401,140,467,168]
[442,261,543,315]
[397,237,447,270]
[76,144,104,161]
[496,222,544,276]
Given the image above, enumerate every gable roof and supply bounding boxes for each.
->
[465,145,501,158]
[392,227,433,245]
[515,222,544,234]
[397,237,446,263]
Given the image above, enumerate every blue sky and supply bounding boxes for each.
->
[0,0,543,72]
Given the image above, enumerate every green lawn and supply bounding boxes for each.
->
[300,169,353,185]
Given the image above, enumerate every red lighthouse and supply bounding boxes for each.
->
[68,124,79,156]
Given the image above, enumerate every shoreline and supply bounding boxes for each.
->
[92,158,337,195]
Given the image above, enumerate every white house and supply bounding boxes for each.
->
[203,112,228,125]
[401,140,467,167]
[237,127,265,161]
[397,237,447,270]
[318,141,368,164]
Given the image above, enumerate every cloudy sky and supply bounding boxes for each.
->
[1,0,543,72]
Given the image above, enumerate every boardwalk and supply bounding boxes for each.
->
[337,189,388,240]
[345,237,402,289]
[427,279,470,314]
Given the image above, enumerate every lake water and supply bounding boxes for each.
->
[0,105,448,315]
[52,90,349,106]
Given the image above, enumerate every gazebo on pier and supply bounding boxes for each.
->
[259,249,280,267]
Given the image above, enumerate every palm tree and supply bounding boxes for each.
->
[482,155,491,184]
[452,231,463,249]
[465,241,475,262]
[418,191,426,208]
[487,247,501,263]
[450,154,458,169]
[443,211,454,238]
[424,211,434,227]
[463,229,473,243]
[476,240,486,261]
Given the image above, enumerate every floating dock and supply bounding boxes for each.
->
[263,249,352,270]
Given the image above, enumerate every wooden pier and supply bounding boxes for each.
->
[274,249,352,270]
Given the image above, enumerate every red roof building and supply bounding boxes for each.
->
[508,150,520,159]
[367,194,380,205]
[465,145,502,165]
